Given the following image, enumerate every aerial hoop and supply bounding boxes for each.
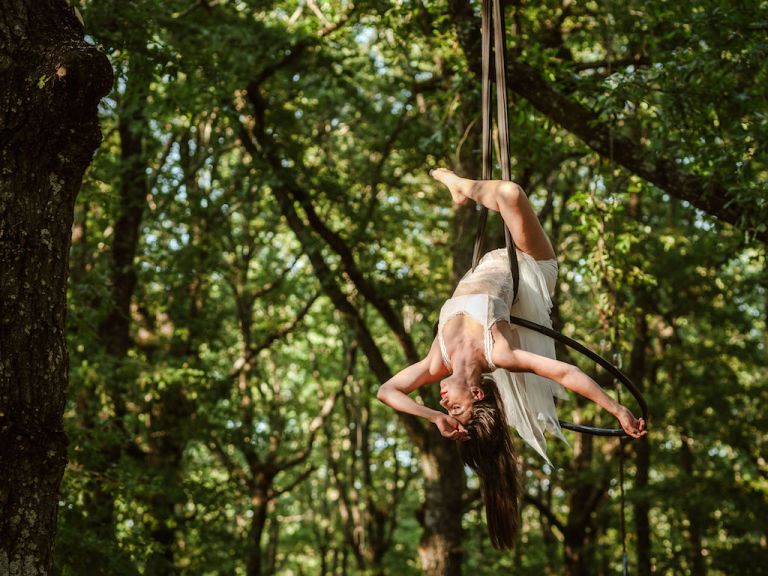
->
[474,0,649,437]
[508,315,649,436]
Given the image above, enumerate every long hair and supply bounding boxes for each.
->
[460,377,520,549]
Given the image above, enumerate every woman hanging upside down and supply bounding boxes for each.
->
[377,168,646,549]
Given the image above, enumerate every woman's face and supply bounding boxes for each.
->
[439,376,482,424]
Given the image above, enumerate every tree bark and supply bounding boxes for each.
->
[417,439,465,576]
[98,53,150,361]
[563,434,608,576]
[142,381,189,576]
[245,486,271,576]
[0,1,112,573]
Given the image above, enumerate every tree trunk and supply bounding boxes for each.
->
[629,311,652,576]
[417,437,465,576]
[245,489,271,576]
[72,51,151,573]
[143,381,190,576]
[563,434,606,576]
[98,51,151,400]
[634,436,651,574]
[681,435,707,576]
[0,1,112,572]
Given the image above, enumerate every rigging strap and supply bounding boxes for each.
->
[472,0,519,303]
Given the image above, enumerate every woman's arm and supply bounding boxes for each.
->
[493,334,647,437]
[376,340,467,440]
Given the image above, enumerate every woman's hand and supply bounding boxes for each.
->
[616,406,647,438]
[432,413,469,441]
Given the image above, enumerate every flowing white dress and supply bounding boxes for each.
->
[437,248,568,463]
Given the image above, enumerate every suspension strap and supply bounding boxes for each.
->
[472,0,520,302]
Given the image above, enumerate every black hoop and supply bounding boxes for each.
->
[508,315,649,437]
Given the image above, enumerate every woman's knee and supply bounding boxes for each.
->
[497,181,526,209]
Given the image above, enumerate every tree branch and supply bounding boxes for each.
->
[279,380,342,471]
[241,92,420,363]
[249,291,319,357]
[238,124,428,448]
[523,493,565,535]
[273,464,316,498]
[247,3,359,89]
[445,0,766,242]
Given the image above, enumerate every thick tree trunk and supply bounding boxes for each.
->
[417,438,465,576]
[563,434,606,576]
[0,1,112,573]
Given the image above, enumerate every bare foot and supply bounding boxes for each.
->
[616,406,647,438]
[430,168,470,206]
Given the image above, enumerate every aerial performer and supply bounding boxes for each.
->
[377,168,647,549]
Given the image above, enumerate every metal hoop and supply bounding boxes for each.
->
[508,315,649,437]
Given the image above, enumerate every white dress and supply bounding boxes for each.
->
[437,248,568,463]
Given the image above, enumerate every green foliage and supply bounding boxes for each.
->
[56,0,766,574]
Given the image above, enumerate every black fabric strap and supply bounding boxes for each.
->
[492,0,519,299]
[472,0,520,304]
[471,0,493,272]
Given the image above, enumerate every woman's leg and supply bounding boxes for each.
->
[431,168,555,261]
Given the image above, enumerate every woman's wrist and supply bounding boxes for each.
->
[425,408,441,424]
[606,400,625,419]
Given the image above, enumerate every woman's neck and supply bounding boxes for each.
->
[451,348,483,382]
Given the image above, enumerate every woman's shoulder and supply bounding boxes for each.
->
[425,337,451,377]
[491,321,520,351]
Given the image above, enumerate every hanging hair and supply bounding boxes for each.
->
[460,376,520,549]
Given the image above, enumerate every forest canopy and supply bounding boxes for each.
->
[20,0,768,574]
